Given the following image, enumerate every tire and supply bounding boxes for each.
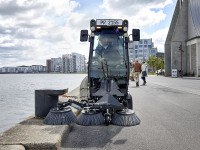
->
[105,115,110,126]
[127,95,133,109]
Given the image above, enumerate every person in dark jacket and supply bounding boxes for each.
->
[95,34,121,65]
[132,58,141,86]
[95,34,120,57]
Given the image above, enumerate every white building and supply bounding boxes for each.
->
[32,65,44,72]
[1,66,32,73]
[50,53,85,73]
[62,54,76,73]
[72,52,86,72]
[51,57,62,72]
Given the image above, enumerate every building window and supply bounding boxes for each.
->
[152,50,155,53]
[139,54,143,57]
[148,45,151,49]
[144,50,148,53]
[135,55,138,58]
[135,50,139,54]
[144,45,147,48]
[135,45,138,49]
[139,45,143,48]
[139,40,143,44]
[139,50,143,53]
[144,40,148,44]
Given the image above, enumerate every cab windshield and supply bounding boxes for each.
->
[89,28,128,94]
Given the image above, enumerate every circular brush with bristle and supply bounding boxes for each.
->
[43,107,77,125]
[77,110,105,126]
[111,109,140,126]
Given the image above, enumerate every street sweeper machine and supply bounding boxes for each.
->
[44,19,141,126]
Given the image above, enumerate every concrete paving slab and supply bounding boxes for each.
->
[0,145,25,150]
[0,107,79,150]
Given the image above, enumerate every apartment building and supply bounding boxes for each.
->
[32,65,46,72]
[51,57,62,72]
[1,66,32,73]
[129,39,158,63]
[72,52,85,72]
[62,54,76,73]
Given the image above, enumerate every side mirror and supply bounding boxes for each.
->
[80,30,88,42]
[132,29,140,41]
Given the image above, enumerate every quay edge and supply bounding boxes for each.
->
[0,86,81,150]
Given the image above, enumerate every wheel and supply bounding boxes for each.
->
[105,115,110,126]
[127,95,133,109]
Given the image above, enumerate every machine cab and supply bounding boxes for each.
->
[80,19,140,99]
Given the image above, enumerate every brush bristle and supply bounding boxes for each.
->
[43,110,77,125]
[111,113,140,126]
[77,112,105,126]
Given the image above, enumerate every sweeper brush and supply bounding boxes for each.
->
[111,109,140,126]
[43,107,77,125]
[77,108,105,126]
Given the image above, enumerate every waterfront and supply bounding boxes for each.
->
[0,74,87,134]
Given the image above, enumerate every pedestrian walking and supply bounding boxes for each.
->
[141,61,148,85]
[132,58,141,86]
[130,63,135,81]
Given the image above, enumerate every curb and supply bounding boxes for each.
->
[181,77,200,80]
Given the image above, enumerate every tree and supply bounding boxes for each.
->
[146,56,157,73]
[158,55,165,70]
[146,55,165,73]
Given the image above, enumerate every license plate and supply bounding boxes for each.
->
[96,19,122,26]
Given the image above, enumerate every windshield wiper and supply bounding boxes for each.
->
[113,28,123,47]
[113,28,127,69]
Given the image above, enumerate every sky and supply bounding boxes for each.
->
[0,0,177,67]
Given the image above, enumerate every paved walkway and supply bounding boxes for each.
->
[61,75,200,150]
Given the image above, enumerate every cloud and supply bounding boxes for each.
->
[0,0,173,67]
[100,0,172,28]
[0,0,81,67]
[0,0,48,16]
[142,27,169,52]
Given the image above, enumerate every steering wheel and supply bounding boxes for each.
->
[115,64,124,69]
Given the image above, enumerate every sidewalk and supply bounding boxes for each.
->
[182,76,200,80]
[153,74,200,80]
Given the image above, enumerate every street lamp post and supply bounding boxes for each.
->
[172,41,185,77]
[179,42,184,78]
[157,52,158,76]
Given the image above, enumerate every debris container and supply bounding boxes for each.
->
[35,89,67,118]
[172,69,177,78]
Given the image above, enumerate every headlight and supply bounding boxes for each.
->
[123,27,128,31]
[90,33,95,37]
[123,33,128,37]
[91,26,95,31]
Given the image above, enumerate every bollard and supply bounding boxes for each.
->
[35,89,67,118]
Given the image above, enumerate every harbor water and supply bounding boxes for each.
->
[0,74,87,134]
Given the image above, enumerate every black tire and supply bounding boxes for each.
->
[127,95,133,109]
[105,115,110,126]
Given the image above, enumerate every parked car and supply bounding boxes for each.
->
[156,69,165,75]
